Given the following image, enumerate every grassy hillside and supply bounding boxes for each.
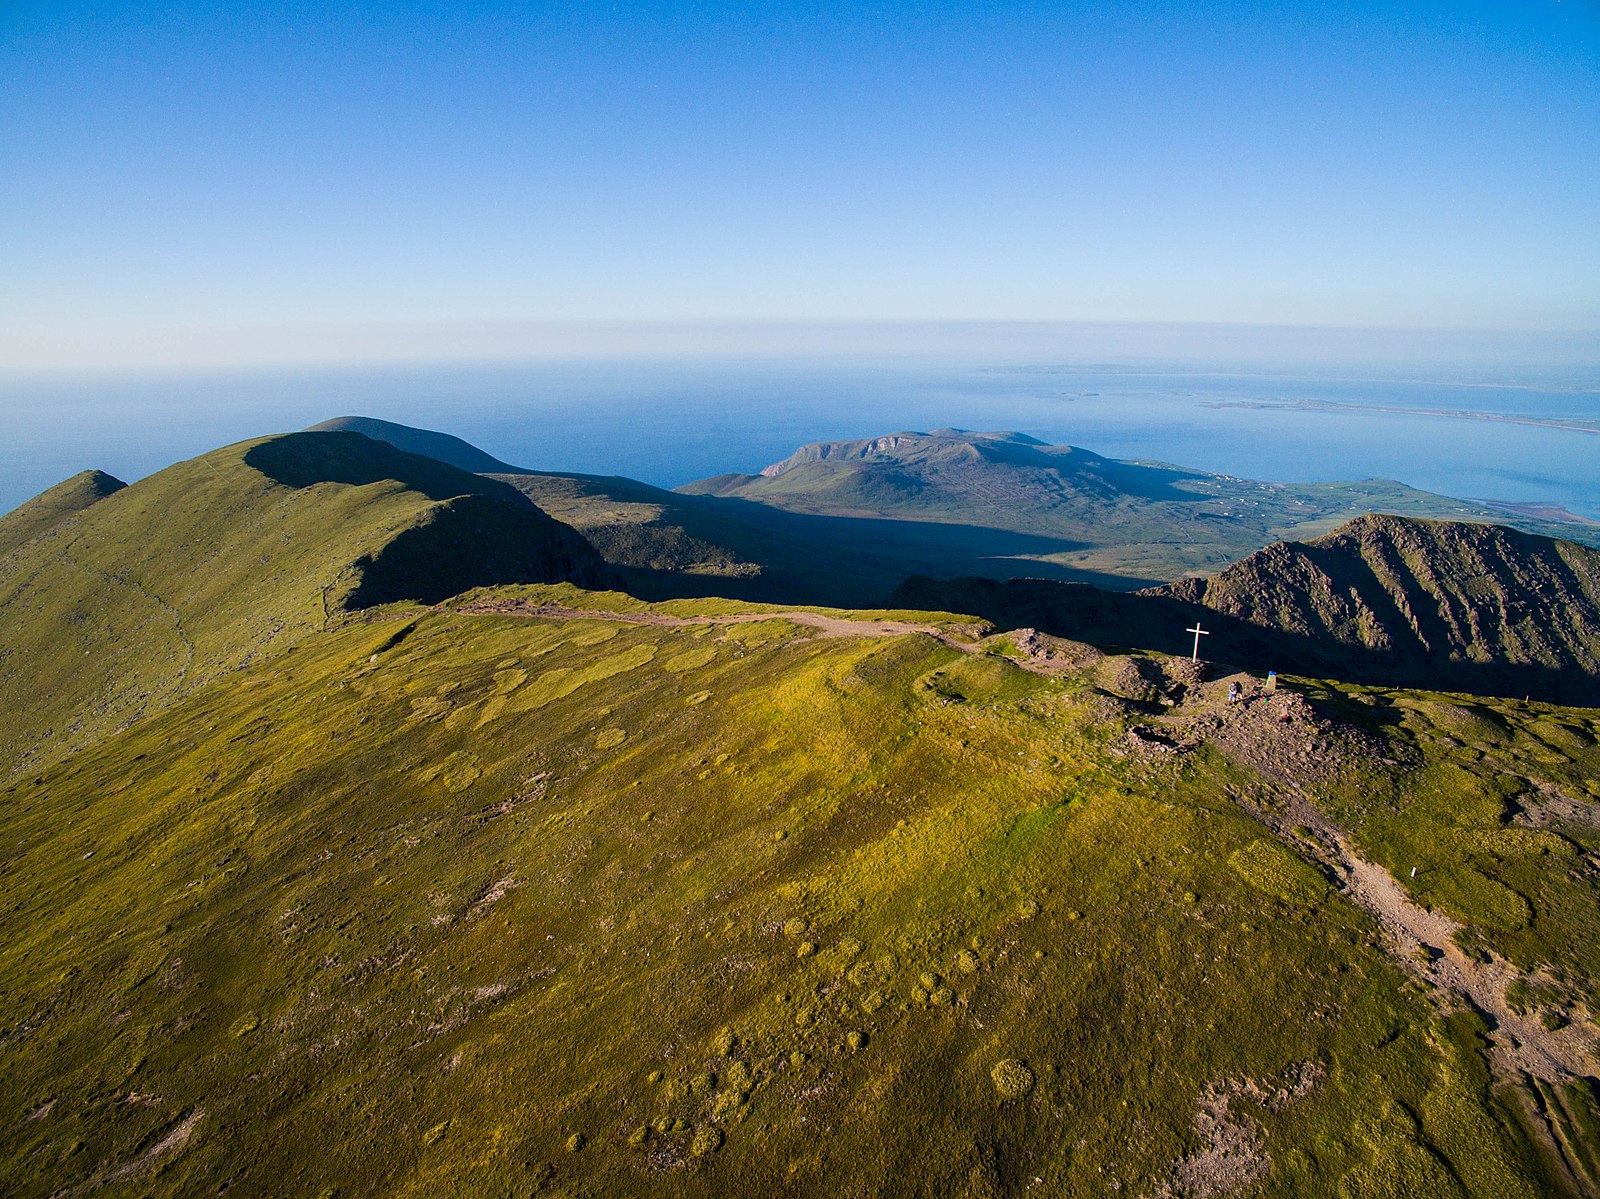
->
[682,429,1600,586]
[493,470,986,605]
[2,584,1595,1197]
[317,418,1044,603]
[0,469,125,559]
[0,432,602,777]
[308,420,1600,605]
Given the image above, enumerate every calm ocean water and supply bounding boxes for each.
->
[2,357,1597,519]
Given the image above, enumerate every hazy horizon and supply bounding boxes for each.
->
[3,318,1598,377]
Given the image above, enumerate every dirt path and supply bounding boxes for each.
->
[1141,673,1600,1191]
[452,598,991,652]
[1233,777,1599,1086]
[1339,838,1597,1081]
[478,598,1599,1084]
[452,600,1111,685]
[1228,768,1600,1193]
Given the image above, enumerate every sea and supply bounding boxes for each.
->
[2,356,1598,521]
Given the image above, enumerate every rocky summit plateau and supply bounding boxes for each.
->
[3,419,1599,1199]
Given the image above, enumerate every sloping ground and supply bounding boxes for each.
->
[2,585,1592,1198]
[322,417,1097,600]
[493,471,971,605]
[893,515,1600,707]
[308,416,529,474]
[0,432,602,777]
[0,469,125,559]
[1162,512,1600,662]
[311,419,1600,598]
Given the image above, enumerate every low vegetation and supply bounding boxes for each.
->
[2,422,1597,1197]
[0,432,601,777]
[679,428,1598,585]
[2,584,1590,1197]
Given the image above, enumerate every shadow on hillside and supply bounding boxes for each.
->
[668,495,1162,587]
[247,432,530,506]
[606,505,1158,610]
[891,575,1600,709]
[345,494,609,608]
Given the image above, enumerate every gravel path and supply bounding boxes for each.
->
[452,598,992,651]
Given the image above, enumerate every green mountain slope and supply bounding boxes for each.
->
[0,432,603,777]
[309,418,937,603]
[311,419,1600,607]
[682,428,1600,586]
[0,469,125,559]
[3,584,1595,1198]
[493,470,1000,606]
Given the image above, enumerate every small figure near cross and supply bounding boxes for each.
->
[1186,622,1209,662]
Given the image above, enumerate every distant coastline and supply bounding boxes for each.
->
[1198,395,1600,436]
[4,359,1598,522]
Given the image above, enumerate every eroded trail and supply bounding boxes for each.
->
[1230,764,1600,1194]
[1236,777,1599,1084]
[1130,674,1600,1192]
[1342,835,1595,1080]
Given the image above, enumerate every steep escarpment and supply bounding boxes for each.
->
[895,515,1600,706]
[1157,515,1600,700]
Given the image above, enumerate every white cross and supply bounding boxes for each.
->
[1186,622,1209,662]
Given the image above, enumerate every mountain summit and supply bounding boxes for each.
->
[0,430,603,775]
[3,421,1599,1198]
[897,513,1600,706]
[1157,513,1600,701]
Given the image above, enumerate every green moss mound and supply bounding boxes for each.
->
[990,1059,1035,1099]
[1229,840,1330,907]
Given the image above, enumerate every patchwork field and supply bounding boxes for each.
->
[4,585,1596,1197]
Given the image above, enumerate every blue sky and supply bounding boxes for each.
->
[2,1,1598,367]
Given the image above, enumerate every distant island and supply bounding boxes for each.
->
[1198,395,1600,439]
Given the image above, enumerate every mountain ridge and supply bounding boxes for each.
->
[895,512,1600,707]
[0,468,126,559]
[0,431,604,776]
[307,415,532,474]
[3,582,1596,1197]
[4,421,1600,1196]
[680,427,1600,585]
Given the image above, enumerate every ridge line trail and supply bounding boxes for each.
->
[452,598,994,654]
[1258,784,1600,1195]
